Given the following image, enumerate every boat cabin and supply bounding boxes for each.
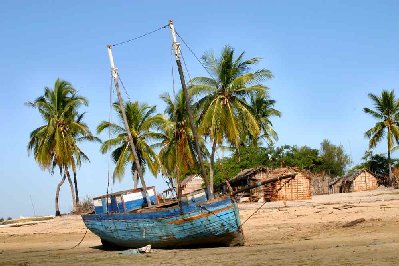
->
[93,187,158,214]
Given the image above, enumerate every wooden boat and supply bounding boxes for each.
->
[82,190,244,248]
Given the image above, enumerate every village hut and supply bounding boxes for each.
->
[328,169,378,193]
[181,174,204,195]
[228,167,269,201]
[312,174,331,195]
[228,167,312,202]
[263,167,312,202]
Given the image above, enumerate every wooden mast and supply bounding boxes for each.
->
[168,20,213,199]
[106,45,152,207]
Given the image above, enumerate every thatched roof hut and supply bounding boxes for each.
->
[228,167,312,202]
[328,169,378,193]
[228,167,269,201]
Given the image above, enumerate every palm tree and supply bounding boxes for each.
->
[245,92,281,146]
[190,45,273,193]
[364,90,399,185]
[27,79,94,215]
[97,101,162,187]
[157,91,207,182]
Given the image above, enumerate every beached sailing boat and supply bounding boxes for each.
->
[82,20,294,248]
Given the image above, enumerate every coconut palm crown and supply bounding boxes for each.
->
[97,101,162,187]
[190,45,273,192]
[157,91,208,180]
[363,89,399,184]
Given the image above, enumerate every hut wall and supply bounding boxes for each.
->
[329,182,341,194]
[249,171,268,201]
[312,175,330,195]
[264,172,311,201]
[352,171,378,192]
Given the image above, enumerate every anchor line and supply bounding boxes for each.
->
[238,200,268,228]
[70,229,88,249]
[238,176,294,228]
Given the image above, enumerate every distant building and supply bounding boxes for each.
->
[328,169,378,193]
[181,175,204,195]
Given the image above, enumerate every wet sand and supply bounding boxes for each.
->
[1,188,399,265]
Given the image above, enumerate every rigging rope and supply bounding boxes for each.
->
[170,46,176,97]
[112,25,168,47]
[175,31,215,80]
[180,51,192,82]
[118,74,131,101]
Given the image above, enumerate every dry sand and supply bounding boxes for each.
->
[1,187,399,265]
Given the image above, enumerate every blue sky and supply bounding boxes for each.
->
[0,1,398,218]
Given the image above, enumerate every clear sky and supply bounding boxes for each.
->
[0,1,398,218]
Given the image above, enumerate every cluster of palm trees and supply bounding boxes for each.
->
[364,90,399,185]
[27,45,281,215]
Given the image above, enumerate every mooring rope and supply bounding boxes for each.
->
[70,229,88,249]
[239,200,268,228]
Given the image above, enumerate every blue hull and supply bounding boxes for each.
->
[82,197,244,248]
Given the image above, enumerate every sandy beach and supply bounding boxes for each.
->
[1,188,399,265]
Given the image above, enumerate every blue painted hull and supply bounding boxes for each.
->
[82,197,244,248]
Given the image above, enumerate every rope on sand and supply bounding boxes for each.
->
[70,229,88,249]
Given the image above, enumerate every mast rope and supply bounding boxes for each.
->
[180,51,192,82]
[117,74,131,101]
[112,25,168,47]
[170,46,177,97]
[175,31,215,80]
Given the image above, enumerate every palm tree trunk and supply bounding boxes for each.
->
[71,161,79,205]
[209,139,217,195]
[388,146,392,186]
[55,174,66,216]
[132,170,139,189]
[73,171,79,204]
[65,167,77,212]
